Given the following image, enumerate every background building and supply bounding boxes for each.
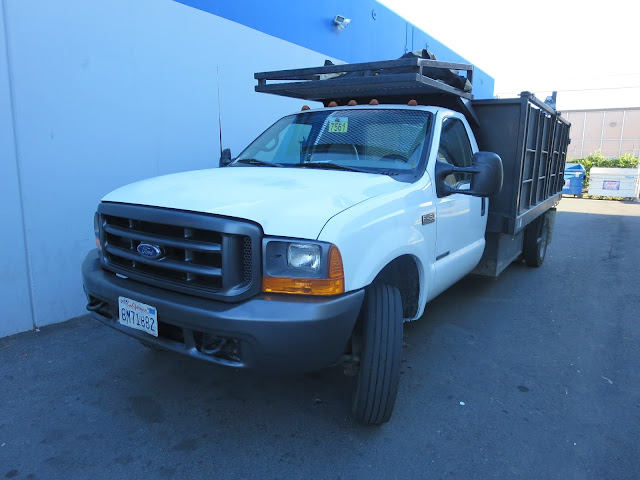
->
[563,107,640,159]
[1,0,494,338]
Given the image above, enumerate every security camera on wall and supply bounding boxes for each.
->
[334,15,351,31]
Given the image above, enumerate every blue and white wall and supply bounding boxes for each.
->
[0,0,494,337]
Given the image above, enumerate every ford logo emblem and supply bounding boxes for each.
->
[137,243,164,260]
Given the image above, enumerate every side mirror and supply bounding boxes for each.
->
[435,151,503,198]
[219,148,232,167]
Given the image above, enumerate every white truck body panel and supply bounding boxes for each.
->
[317,174,436,319]
[102,167,407,240]
[429,110,486,298]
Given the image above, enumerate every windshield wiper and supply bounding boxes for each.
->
[294,162,400,176]
[293,162,371,173]
[233,158,284,167]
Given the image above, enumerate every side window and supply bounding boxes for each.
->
[437,118,473,186]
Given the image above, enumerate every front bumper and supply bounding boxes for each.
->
[82,250,363,372]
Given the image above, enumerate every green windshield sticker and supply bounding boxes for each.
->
[328,118,348,133]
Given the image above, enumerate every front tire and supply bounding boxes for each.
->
[352,283,403,425]
[523,212,550,267]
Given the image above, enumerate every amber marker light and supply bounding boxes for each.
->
[262,245,345,296]
[369,99,379,105]
[328,101,338,107]
[301,105,310,110]
[347,100,358,106]
[408,99,418,106]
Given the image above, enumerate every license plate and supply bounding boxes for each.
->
[118,296,158,337]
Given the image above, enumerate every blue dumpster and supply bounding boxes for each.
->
[563,163,586,197]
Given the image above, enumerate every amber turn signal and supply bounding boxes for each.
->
[327,245,344,280]
[262,277,344,296]
[262,245,345,296]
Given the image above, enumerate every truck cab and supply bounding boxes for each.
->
[230,103,495,309]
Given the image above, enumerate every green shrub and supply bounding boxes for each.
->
[570,151,639,188]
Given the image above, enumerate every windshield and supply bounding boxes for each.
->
[232,108,432,180]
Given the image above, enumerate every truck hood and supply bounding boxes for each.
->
[102,167,407,239]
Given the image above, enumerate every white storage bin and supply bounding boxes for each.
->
[588,166,640,199]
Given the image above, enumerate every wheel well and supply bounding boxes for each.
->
[374,255,420,319]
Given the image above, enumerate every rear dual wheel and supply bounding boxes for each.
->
[352,283,403,425]
[523,212,551,267]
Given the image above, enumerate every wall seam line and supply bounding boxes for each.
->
[1,0,38,329]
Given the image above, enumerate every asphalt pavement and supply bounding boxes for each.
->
[1,197,639,480]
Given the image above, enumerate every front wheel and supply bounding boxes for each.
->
[352,283,403,425]
[523,212,550,267]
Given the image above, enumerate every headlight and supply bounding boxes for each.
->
[94,212,102,250]
[287,243,321,273]
[263,240,344,295]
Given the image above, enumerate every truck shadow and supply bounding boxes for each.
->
[101,327,357,430]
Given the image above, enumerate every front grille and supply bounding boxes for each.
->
[98,203,262,301]
[242,236,253,283]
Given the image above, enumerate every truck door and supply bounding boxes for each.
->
[432,115,487,295]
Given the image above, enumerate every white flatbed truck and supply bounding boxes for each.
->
[82,56,570,424]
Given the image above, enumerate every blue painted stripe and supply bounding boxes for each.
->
[173,0,494,98]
